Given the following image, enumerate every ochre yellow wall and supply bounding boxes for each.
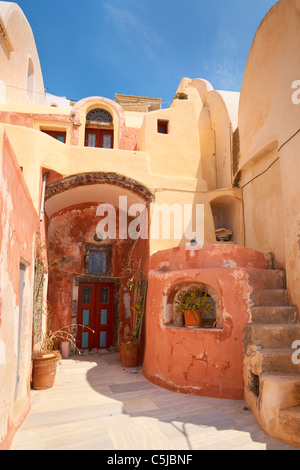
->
[0,2,44,105]
[0,74,242,258]
[237,0,300,307]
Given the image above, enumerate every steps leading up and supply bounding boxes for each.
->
[243,267,300,448]
[278,406,300,435]
[247,347,300,375]
[250,306,298,324]
[251,289,289,307]
[244,323,300,349]
[247,269,286,290]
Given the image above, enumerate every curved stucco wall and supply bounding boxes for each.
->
[237,0,300,307]
[238,0,300,161]
[0,2,44,105]
[143,244,273,400]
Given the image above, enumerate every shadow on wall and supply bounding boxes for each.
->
[210,195,243,245]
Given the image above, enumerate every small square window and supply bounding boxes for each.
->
[83,244,112,276]
[89,251,107,275]
[157,120,169,134]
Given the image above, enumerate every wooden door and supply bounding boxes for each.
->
[77,282,114,349]
[84,128,114,148]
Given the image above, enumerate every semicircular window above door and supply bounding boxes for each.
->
[85,108,114,149]
[86,108,113,123]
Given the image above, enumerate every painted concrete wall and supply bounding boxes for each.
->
[0,122,242,256]
[1,0,300,450]
[237,0,300,309]
[0,2,45,105]
[0,126,39,450]
[143,244,272,400]
[0,65,242,254]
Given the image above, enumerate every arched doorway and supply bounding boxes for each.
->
[44,172,154,351]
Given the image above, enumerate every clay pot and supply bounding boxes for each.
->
[184,310,202,327]
[32,354,57,390]
[60,341,70,359]
[119,342,139,367]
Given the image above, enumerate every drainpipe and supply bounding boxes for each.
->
[39,172,49,222]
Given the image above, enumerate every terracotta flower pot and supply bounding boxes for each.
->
[32,354,57,390]
[184,310,202,327]
[119,342,139,367]
[60,341,70,359]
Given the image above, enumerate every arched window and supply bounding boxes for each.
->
[86,108,113,123]
[85,108,114,149]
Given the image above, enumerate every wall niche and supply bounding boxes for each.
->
[164,282,223,329]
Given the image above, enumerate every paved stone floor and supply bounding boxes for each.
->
[11,352,299,450]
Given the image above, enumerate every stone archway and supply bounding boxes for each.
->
[70,96,126,147]
[44,172,154,351]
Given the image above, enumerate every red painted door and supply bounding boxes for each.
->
[77,282,114,349]
[84,128,114,148]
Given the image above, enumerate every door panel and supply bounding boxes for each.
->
[78,282,114,349]
[101,131,113,149]
[95,283,114,349]
[85,128,114,149]
[77,283,96,349]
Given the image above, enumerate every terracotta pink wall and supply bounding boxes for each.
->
[0,129,39,450]
[119,127,140,151]
[0,110,140,151]
[143,244,272,400]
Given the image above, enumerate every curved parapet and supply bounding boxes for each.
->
[238,0,300,166]
[149,242,272,271]
[237,0,300,311]
[0,2,45,104]
[143,243,275,400]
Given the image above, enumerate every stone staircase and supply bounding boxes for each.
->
[243,268,300,448]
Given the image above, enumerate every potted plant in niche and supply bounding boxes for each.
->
[175,284,213,327]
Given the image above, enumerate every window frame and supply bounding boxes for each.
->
[157,120,169,134]
[83,244,113,277]
[41,129,67,143]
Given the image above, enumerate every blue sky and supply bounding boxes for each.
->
[13,0,278,105]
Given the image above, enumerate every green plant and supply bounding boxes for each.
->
[175,285,213,316]
[131,278,147,342]
[119,237,148,344]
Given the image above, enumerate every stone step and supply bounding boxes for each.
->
[254,374,300,448]
[248,269,286,290]
[278,406,300,435]
[251,289,289,307]
[250,306,298,324]
[260,373,300,410]
[244,323,300,349]
[253,348,300,375]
